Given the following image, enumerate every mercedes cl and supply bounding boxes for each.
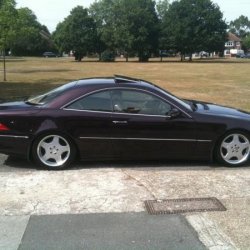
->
[0,76,249,169]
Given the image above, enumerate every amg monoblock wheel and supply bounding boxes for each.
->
[217,132,250,166]
[32,134,76,170]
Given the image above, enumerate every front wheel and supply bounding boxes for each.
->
[217,132,250,166]
[32,134,76,170]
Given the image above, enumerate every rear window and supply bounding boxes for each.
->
[26,81,77,105]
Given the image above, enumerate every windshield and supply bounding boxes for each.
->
[165,92,193,111]
[26,81,77,105]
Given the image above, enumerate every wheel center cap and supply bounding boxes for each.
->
[52,149,58,154]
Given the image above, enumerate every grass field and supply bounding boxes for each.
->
[0,56,250,111]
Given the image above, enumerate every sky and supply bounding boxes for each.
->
[16,0,250,32]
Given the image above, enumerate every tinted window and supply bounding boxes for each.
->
[27,81,77,105]
[111,90,171,116]
[67,91,112,112]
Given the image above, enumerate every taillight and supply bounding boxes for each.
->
[0,123,10,131]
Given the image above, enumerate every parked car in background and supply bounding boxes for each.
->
[236,53,250,58]
[159,50,176,57]
[244,53,250,58]
[200,51,209,58]
[43,52,57,57]
[0,76,249,169]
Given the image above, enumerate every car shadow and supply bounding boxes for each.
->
[71,160,250,171]
[0,156,40,172]
[1,155,249,172]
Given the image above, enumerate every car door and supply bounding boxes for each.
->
[63,90,115,160]
[109,89,197,160]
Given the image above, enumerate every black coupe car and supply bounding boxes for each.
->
[0,75,249,169]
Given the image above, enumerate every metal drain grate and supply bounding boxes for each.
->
[145,197,226,215]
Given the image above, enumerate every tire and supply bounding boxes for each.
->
[216,131,250,167]
[32,133,76,170]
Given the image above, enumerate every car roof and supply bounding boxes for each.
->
[47,76,160,109]
[46,75,192,114]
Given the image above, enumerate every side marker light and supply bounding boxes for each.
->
[0,123,10,131]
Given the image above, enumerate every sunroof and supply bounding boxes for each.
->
[114,75,140,84]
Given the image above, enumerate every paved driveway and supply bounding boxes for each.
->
[0,154,249,249]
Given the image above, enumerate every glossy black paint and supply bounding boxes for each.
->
[0,76,249,164]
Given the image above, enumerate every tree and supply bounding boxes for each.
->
[242,36,250,52]
[0,0,17,49]
[156,0,169,20]
[229,15,250,38]
[89,0,117,59]
[157,0,170,60]
[11,7,52,56]
[90,0,159,62]
[0,0,17,81]
[161,0,227,61]
[53,6,97,61]
[116,0,159,62]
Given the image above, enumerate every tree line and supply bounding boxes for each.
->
[1,0,250,62]
[53,0,228,61]
[228,15,250,51]
[0,0,53,56]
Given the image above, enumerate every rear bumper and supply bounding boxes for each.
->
[0,135,30,157]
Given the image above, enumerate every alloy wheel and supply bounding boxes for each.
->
[220,133,250,165]
[37,135,71,168]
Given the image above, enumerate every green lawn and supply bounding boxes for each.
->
[0,56,250,111]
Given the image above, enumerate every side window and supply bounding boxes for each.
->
[111,90,171,116]
[66,90,112,112]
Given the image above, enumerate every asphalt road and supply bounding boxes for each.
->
[18,213,206,250]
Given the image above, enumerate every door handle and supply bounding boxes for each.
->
[112,120,128,124]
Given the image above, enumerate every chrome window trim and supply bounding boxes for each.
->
[63,108,171,119]
[61,87,192,119]
[0,135,29,139]
[79,136,212,143]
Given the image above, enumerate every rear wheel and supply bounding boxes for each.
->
[32,134,76,170]
[217,132,250,166]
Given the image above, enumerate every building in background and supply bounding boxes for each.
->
[224,32,244,57]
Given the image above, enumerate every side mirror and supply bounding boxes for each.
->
[168,108,181,118]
